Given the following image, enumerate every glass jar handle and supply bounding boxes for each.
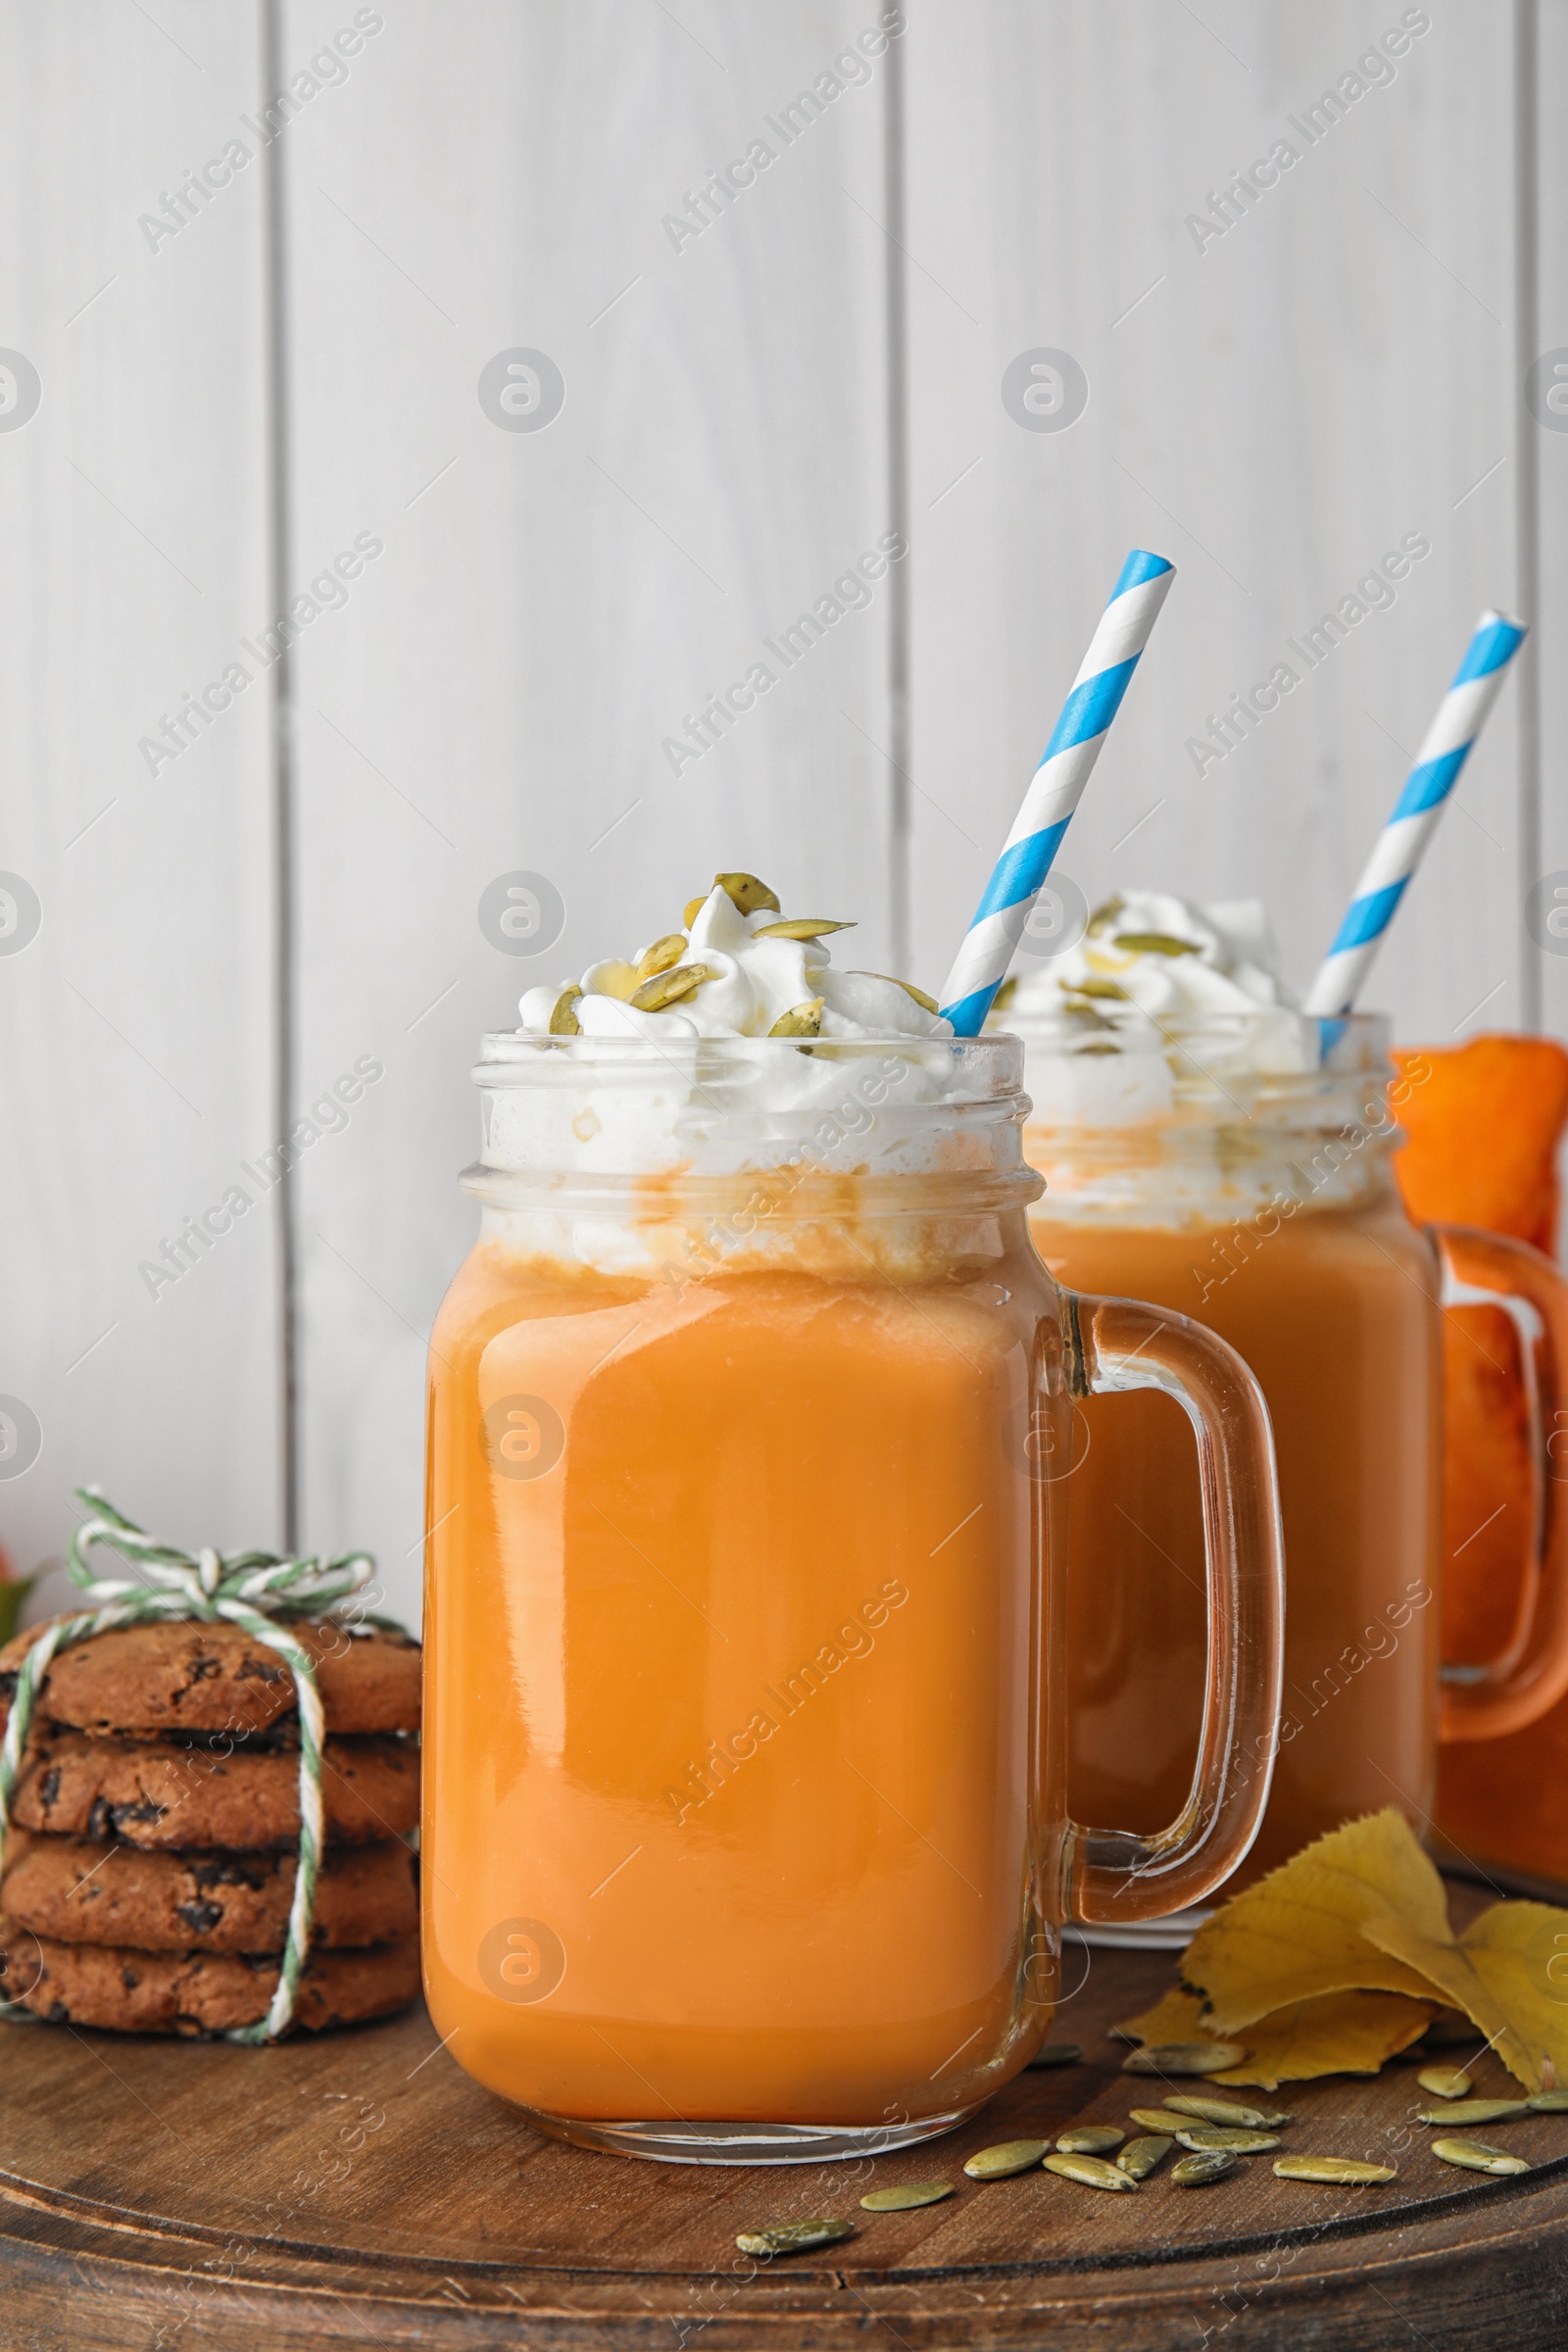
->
[1060,1293,1286,1926]
[1433,1223,1568,1742]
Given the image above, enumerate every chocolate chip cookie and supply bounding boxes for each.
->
[0,1913,420,2034]
[10,1727,418,1850]
[2,1831,417,1953]
[0,1618,420,1738]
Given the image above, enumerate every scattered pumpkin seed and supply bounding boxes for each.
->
[1164,2094,1292,2130]
[1432,2137,1531,2178]
[629,961,710,1012]
[1118,2135,1173,2181]
[1528,2091,1568,2112]
[1070,977,1129,1000]
[713,872,780,916]
[1129,2106,1195,2135]
[1273,2156,1396,2185]
[1172,2150,1238,2186]
[1124,2041,1250,2077]
[1417,2067,1475,2100]
[753,918,855,941]
[1027,2042,1083,2069]
[635,933,688,981]
[548,985,582,1036]
[766,998,824,1038]
[735,2218,855,2256]
[858,2181,954,2213]
[853,970,941,1015]
[1042,2152,1139,2193]
[963,2139,1051,2180]
[1174,2127,1281,2155]
[683,895,708,929]
[1055,2125,1125,2156]
[1415,2100,1530,2128]
[1086,896,1125,935]
[1110,933,1199,956]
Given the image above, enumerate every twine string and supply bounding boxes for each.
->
[0,1488,376,2042]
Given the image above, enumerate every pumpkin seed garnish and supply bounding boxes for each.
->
[963,2138,1050,2180]
[548,985,582,1036]
[635,933,689,981]
[1124,2041,1250,2077]
[1273,2156,1396,2185]
[1175,2126,1280,2155]
[1172,2150,1238,2186]
[766,998,824,1038]
[1042,2152,1139,2192]
[1070,977,1129,1000]
[1086,896,1125,936]
[1117,2134,1173,2181]
[629,961,710,1012]
[859,2180,954,2212]
[1129,2107,1195,2134]
[1415,2099,1530,2128]
[1055,2125,1125,2156]
[1432,2137,1531,2178]
[1164,2093,1292,2130]
[1027,2041,1083,2069]
[735,2218,856,2256]
[683,895,708,929]
[1110,932,1199,956]
[753,918,855,941]
[1528,2090,1568,2112]
[991,976,1018,1015]
[1417,2066,1475,2100]
[853,971,941,1015]
[714,872,780,916]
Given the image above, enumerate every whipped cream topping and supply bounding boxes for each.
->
[480,878,1025,1210]
[1002,893,1391,1228]
[1001,889,1299,1042]
[518,879,951,1046]
[997,888,1313,1120]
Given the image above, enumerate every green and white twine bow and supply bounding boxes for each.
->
[0,1488,376,2042]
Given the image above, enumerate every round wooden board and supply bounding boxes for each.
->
[3,1931,1566,2350]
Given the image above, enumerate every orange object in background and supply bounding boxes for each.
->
[1393,1034,1568,1889]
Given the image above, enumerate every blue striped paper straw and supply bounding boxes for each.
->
[939,550,1176,1035]
[1301,609,1528,1018]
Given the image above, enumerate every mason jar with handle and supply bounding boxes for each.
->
[422,1027,1285,2160]
[1016,1004,1568,1931]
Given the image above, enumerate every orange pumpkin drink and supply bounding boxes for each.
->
[423,874,1284,2159]
[1007,891,1568,1918]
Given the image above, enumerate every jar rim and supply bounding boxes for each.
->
[472,1029,1024,1089]
[998,1005,1391,1062]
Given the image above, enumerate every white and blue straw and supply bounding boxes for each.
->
[939,550,1176,1035]
[1302,609,1528,1018]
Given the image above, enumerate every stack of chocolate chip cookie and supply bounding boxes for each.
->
[0,1614,421,2035]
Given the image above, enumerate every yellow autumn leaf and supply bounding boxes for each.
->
[1114,1982,1432,2089]
[1113,1985,1207,2045]
[1364,1896,1568,2095]
[1207,1992,1433,2090]
[1182,1810,1442,2031]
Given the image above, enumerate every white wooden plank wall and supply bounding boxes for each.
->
[903,0,1525,1033]
[0,5,280,1606]
[0,1,1557,1629]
